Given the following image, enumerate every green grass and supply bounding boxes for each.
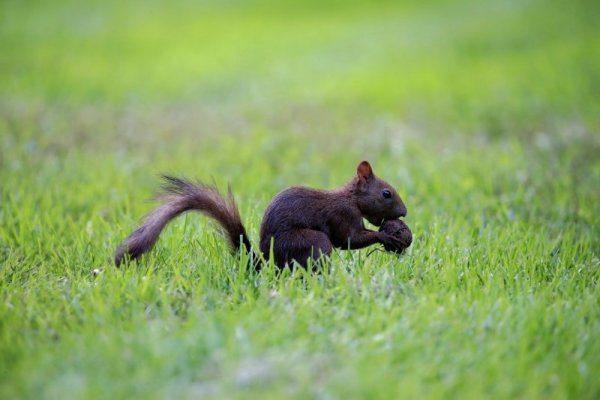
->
[1,0,599,398]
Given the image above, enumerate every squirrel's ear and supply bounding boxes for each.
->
[357,161,374,181]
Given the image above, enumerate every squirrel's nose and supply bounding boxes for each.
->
[398,205,407,218]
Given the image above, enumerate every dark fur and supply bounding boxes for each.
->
[115,161,408,268]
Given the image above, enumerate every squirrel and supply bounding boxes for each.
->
[115,160,408,269]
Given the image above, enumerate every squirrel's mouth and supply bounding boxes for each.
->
[367,213,406,227]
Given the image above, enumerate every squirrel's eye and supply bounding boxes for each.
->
[382,189,392,199]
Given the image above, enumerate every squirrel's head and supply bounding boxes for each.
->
[353,160,407,226]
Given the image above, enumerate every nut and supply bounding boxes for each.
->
[379,219,412,253]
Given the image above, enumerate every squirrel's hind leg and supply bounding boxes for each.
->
[273,229,332,270]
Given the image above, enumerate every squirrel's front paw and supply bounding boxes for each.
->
[377,231,403,249]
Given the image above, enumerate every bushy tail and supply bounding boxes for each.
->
[115,176,252,266]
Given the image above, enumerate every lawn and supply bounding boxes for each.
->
[1,0,599,398]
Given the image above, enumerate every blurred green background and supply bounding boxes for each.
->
[1,0,599,398]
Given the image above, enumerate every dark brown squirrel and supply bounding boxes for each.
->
[115,161,408,269]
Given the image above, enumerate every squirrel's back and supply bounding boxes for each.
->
[258,185,356,256]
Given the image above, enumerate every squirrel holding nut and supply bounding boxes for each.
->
[115,161,412,269]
